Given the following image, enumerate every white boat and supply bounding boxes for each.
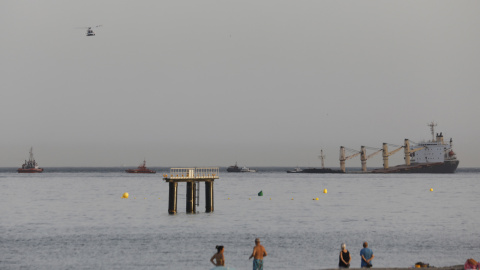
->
[286,167,303,173]
[240,166,256,172]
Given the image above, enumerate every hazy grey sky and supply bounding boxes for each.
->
[1,1,479,167]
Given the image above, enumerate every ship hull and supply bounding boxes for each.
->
[18,168,43,173]
[125,170,156,174]
[226,165,242,172]
[371,160,459,174]
[287,168,344,173]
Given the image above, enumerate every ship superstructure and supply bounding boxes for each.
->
[410,122,460,172]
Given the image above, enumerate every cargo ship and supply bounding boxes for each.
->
[371,122,459,173]
[287,150,344,173]
[18,147,43,173]
[125,160,156,174]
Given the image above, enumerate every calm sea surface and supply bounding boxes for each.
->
[1,168,479,270]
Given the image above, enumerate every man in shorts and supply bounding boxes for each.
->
[249,238,267,270]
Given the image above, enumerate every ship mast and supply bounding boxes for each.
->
[319,149,325,169]
[428,121,437,142]
[29,147,34,162]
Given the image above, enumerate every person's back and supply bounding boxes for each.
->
[360,242,374,268]
[252,244,266,260]
[211,246,225,267]
[339,243,351,268]
[212,253,224,266]
[249,238,267,270]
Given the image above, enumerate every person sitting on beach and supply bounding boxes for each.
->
[360,242,374,268]
[339,243,351,268]
[210,245,225,267]
[249,238,267,270]
[464,258,480,269]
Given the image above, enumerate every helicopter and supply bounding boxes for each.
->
[77,25,102,36]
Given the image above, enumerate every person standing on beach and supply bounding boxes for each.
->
[210,245,225,267]
[339,243,351,268]
[360,242,374,268]
[249,238,267,270]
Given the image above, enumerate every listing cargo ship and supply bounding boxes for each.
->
[287,150,344,173]
[125,160,156,174]
[18,147,43,173]
[371,122,459,173]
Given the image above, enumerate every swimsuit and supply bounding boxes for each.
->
[253,259,263,270]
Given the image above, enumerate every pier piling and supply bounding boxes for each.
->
[168,182,178,214]
[186,182,197,213]
[205,181,214,213]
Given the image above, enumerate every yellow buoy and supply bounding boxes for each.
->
[122,192,129,199]
[323,189,328,194]
[316,197,319,200]
[430,188,433,192]
[291,198,294,200]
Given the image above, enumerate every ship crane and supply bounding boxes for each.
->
[360,146,382,172]
[339,146,361,173]
[404,139,425,166]
[382,143,404,169]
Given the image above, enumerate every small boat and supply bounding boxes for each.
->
[286,167,303,173]
[125,160,156,174]
[240,166,256,173]
[18,147,43,173]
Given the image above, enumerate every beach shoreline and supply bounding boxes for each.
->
[323,265,464,270]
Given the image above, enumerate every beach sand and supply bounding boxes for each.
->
[323,265,464,270]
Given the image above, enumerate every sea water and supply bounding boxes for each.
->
[0,168,479,270]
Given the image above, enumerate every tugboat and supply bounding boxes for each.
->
[227,162,256,172]
[18,147,43,173]
[125,160,156,174]
[227,162,241,172]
